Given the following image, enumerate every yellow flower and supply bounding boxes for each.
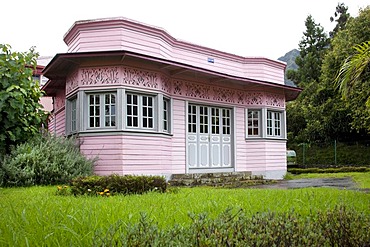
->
[99,192,104,195]
[57,186,62,190]
[106,193,110,197]
[104,189,109,193]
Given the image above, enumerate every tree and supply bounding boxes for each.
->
[0,44,47,154]
[286,14,331,143]
[335,41,370,104]
[323,6,370,132]
[288,15,329,86]
[329,3,350,38]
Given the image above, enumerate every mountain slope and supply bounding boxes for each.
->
[278,49,299,87]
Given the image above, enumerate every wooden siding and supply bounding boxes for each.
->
[80,135,124,175]
[64,18,286,85]
[54,109,66,136]
[171,99,186,174]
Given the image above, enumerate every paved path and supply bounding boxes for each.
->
[250,177,362,190]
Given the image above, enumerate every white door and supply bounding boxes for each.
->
[187,104,232,169]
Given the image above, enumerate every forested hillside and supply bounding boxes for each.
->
[285,3,370,166]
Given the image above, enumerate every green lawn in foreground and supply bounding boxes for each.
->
[0,186,369,246]
[287,171,370,188]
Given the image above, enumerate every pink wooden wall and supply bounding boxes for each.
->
[64,18,286,86]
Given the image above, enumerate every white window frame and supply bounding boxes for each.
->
[267,110,282,138]
[87,92,117,129]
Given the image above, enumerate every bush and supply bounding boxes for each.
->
[92,205,370,246]
[70,174,167,196]
[289,167,370,174]
[0,134,95,187]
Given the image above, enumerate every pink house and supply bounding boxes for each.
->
[42,17,301,179]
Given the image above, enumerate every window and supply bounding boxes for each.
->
[104,94,116,127]
[80,90,170,134]
[222,108,231,135]
[163,98,170,132]
[88,93,116,128]
[267,110,282,137]
[126,93,155,129]
[71,98,77,133]
[66,96,78,135]
[246,109,284,139]
[247,109,261,136]
[188,105,197,133]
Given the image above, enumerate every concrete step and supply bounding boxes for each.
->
[169,172,264,187]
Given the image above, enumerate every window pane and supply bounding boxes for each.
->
[188,104,197,133]
[142,95,154,129]
[89,94,100,128]
[248,110,260,136]
[211,107,219,134]
[127,94,139,127]
[163,99,169,132]
[104,94,116,127]
[222,109,230,135]
[200,106,208,134]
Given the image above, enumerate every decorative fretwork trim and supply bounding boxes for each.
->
[66,66,285,108]
[81,67,119,85]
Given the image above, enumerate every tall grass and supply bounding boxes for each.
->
[0,186,369,246]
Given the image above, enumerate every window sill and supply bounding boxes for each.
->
[77,129,173,137]
[245,137,287,142]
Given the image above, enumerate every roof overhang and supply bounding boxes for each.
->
[42,50,302,101]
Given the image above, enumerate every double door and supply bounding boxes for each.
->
[187,104,232,169]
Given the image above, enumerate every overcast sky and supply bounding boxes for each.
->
[1,0,368,61]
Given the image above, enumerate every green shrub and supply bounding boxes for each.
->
[0,134,95,187]
[70,174,167,196]
[92,205,370,246]
[289,166,370,174]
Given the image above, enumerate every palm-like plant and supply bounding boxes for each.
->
[335,41,370,105]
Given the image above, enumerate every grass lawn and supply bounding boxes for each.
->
[0,183,369,246]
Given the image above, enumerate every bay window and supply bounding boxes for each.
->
[67,90,171,134]
[246,108,284,139]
